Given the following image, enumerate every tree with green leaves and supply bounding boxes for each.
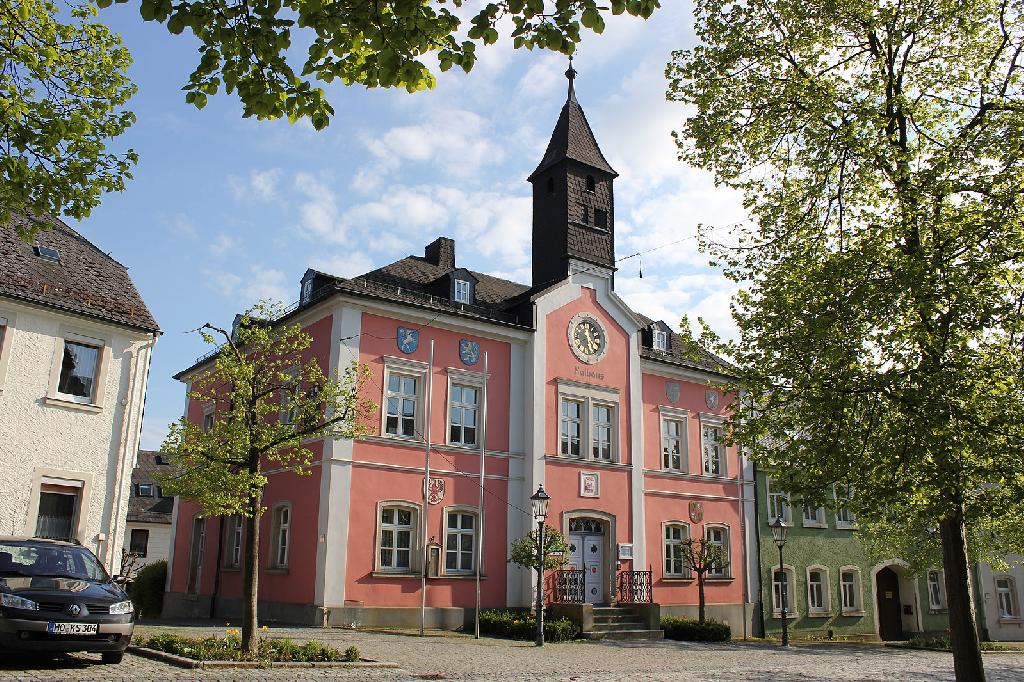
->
[117,0,661,129]
[679,535,728,625]
[669,1,1024,679]
[160,302,374,657]
[509,524,570,573]
[1,0,137,240]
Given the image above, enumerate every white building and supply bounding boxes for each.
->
[978,557,1024,641]
[122,450,174,571]
[0,213,160,574]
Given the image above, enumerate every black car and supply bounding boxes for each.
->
[0,537,135,663]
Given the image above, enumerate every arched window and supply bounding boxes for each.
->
[662,522,690,578]
[772,564,796,617]
[586,175,596,192]
[996,576,1019,619]
[806,565,831,615]
[839,566,863,614]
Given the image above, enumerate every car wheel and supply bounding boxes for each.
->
[101,652,124,664]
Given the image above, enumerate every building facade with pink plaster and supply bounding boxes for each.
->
[162,75,759,634]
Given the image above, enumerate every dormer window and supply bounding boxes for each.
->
[301,278,313,304]
[586,175,596,192]
[653,329,668,351]
[34,245,61,263]
[454,279,471,304]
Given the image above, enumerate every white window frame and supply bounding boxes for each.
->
[766,477,792,526]
[839,566,864,614]
[560,397,584,458]
[996,576,1019,620]
[137,483,155,497]
[704,523,731,578]
[453,279,471,304]
[446,368,486,448]
[802,502,826,529]
[271,504,291,569]
[202,404,216,433]
[926,569,946,610]
[555,380,620,462]
[374,500,420,574]
[699,415,727,477]
[129,527,150,557]
[225,515,243,569]
[662,521,692,579]
[653,328,668,351]
[806,565,831,615]
[442,506,479,575]
[591,401,615,461]
[381,357,428,441]
[0,311,14,393]
[279,367,299,426]
[772,564,797,618]
[659,407,689,473]
[46,330,110,409]
[834,484,857,529]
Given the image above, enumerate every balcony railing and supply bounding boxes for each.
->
[553,569,586,604]
[616,570,653,604]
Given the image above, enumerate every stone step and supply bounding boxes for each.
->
[592,607,640,615]
[593,614,643,624]
[579,629,665,641]
[591,622,646,632]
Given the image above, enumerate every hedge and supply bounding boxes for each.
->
[661,616,731,642]
[128,560,166,619]
[143,632,351,662]
[478,609,580,642]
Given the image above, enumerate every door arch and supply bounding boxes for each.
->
[871,560,922,640]
[562,510,617,605]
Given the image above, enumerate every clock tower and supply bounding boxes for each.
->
[528,62,618,289]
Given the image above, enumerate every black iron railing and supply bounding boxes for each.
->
[553,569,586,603]
[616,570,653,603]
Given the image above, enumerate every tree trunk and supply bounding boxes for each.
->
[939,516,986,682]
[698,573,706,625]
[241,494,262,658]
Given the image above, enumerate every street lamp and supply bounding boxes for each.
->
[530,485,551,647]
[769,514,790,647]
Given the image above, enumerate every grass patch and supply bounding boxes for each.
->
[142,632,354,662]
[904,635,1017,652]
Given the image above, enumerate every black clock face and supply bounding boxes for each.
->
[573,320,604,355]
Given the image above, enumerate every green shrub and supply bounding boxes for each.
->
[128,560,166,619]
[661,616,731,642]
[143,632,347,662]
[477,609,579,642]
[343,645,361,662]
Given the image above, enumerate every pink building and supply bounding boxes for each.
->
[163,75,759,635]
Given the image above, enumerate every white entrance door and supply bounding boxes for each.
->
[569,532,604,604]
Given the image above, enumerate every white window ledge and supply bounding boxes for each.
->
[771,612,799,619]
[43,396,102,413]
[807,611,832,618]
[371,572,423,579]
[841,609,866,617]
[802,521,827,529]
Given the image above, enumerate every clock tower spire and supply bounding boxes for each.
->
[528,61,618,289]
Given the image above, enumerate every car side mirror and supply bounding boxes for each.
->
[113,574,130,586]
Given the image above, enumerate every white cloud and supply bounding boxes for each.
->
[312,252,376,279]
[293,172,347,244]
[228,168,283,202]
[209,233,241,256]
[164,213,197,239]
[205,266,290,305]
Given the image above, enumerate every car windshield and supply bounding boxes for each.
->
[0,542,109,582]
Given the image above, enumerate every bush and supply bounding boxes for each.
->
[904,634,1012,652]
[343,645,361,662]
[477,609,579,642]
[661,616,731,642]
[143,632,347,662]
[128,561,166,619]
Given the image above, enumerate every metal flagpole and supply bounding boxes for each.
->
[420,340,434,637]
[474,352,489,638]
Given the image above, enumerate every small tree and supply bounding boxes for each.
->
[160,302,373,657]
[509,525,571,573]
[679,536,729,625]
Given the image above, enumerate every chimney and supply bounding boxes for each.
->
[424,237,456,270]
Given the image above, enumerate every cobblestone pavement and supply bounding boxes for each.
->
[0,623,1022,681]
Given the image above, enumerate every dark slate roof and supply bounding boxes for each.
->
[0,213,160,333]
[127,451,174,524]
[361,256,530,308]
[635,313,737,378]
[529,94,618,180]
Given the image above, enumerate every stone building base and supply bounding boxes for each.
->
[661,602,761,638]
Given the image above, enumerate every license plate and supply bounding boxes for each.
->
[46,622,99,635]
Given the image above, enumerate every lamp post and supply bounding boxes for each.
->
[530,485,551,647]
[769,514,790,647]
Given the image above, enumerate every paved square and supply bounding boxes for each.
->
[0,624,1022,680]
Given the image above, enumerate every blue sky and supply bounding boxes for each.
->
[71,2,749,449]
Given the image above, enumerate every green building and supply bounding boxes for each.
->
[756,471,952,641]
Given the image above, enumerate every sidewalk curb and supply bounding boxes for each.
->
[126,646,400,669]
